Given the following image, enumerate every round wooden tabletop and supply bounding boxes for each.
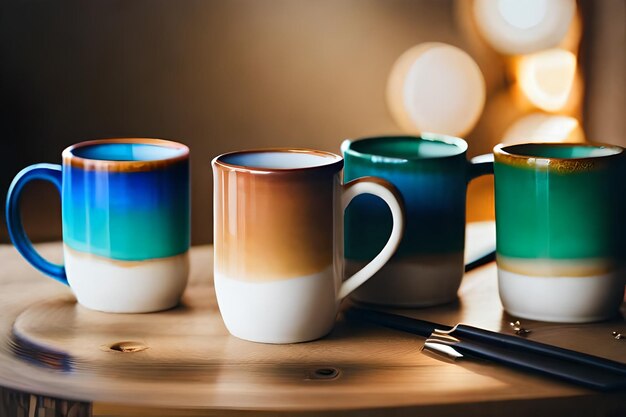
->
[1,222,625,416]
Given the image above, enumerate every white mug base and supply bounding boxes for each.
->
[348,252,464,307]
[214,268,339,344]
[64,247,189,313]
[498,267,625,323]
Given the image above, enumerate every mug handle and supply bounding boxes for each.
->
[5,163,68,285]
[338,177,405,299]
[465,153,496,272]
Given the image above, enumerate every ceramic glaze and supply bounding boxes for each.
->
[219,150,341,170]
[62,162,189,261]
[6,138,191,313]
[213,153,341,282]
[494,142,626,322]
[212,149,405,344]
[498,269,625,323]
[214,267,338,344]
[342,134,493,307]
[71,142,187,162]
[65,246,189,313]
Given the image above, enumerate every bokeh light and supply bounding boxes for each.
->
[503,113,584,144]
[516,49,577,112]
[387,42,485,137]
[473,0,576,55]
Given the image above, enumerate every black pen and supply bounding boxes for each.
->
[345,307,626,391]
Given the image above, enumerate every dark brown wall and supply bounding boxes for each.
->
[0,0,462,244]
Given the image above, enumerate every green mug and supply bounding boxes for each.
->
[494,143,626,323]
[342,134,494,307]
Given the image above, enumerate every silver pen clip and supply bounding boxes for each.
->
[421,327,464,363]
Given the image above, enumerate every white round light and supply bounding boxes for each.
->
[387,42,486,137]
[473,0,576,55]
[497,0,547,30]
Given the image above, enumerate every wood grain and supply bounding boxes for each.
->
[0,223,624,416]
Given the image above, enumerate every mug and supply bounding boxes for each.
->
[494,142,626,322]
[342,134,494,307]
[5,138,190,313]
[212,149,404,344]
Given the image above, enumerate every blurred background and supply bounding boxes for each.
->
[1,0,624,245]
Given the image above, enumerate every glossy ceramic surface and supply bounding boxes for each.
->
[213,149,343,282]
[342,134,493,307]
[62,140,189,261]
[212,149,405,343]
[494,142,626,322]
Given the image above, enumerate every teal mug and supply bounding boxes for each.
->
[494,142,626,322]
[342,134,494,307]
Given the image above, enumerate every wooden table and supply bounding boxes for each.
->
[0,223,624,417]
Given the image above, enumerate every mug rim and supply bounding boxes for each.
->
[63,138,189,172]
[212,148,343,174]
[494,142,623,165]
[341,133,468,163]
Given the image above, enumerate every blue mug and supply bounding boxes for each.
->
[342,134,494,307]
[6,138,190,313]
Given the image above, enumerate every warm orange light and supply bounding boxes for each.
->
[516,49,577,112]
[503,113,584,144]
